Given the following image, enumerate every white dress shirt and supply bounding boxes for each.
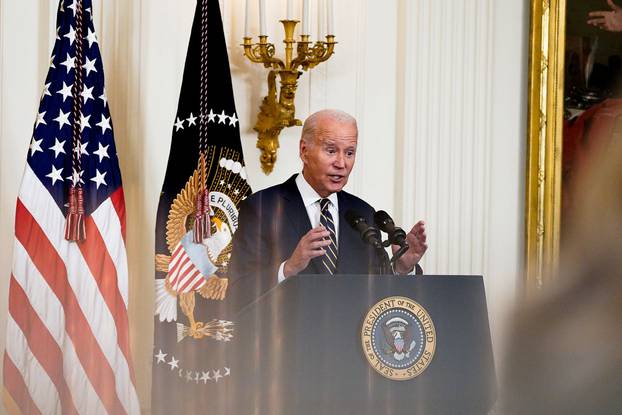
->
[277,173,339,283]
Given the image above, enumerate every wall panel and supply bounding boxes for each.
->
[397,0,494,276]
[395,0,526,370]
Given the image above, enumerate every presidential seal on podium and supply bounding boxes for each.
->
[361,296,436,381]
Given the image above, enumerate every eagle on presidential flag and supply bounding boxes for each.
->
[152,0,252,412]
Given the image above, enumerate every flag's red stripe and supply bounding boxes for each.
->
[8,275,78,414]
[179,270,202,292]
[170,256,193,291]
[169,252,190,281]
[187,276,206,292]
[3,353,42,415]
[165,245,184,280]
[176,262,199,288]
[80,216,136,385]
[14,200,126,415]
[110,188,126,242]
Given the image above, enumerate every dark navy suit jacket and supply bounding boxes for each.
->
[228,174,418,310]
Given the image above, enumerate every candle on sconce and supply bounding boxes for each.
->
[259,0,267,35]
[245,0,250,37]
[327,0,334,35]
[318,0,326,37]
[302,0,310,34]
[287,0,294,20]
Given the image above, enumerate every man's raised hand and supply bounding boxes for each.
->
[393,220,428,274]
[283,226,332,277]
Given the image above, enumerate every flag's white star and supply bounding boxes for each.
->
[213,369,222,382]
[93,142,110,162]
[228,112,238,127]
[50,54,56,69]
[86,7,93,21]
[41,82,52,99]
[185,371,193,382]
[60,53,75,74]
[59,1,64,12]
[83,57,97,77]
[219,180,225,186]
[46,165,64,185]
[207,109,216,123]
[67,169,84,185]
[67,0,77,16]
[100,88,108,106]
[73,142,89,156]
[174,117,184,131]
[49,138,66,158]
[85,28,98,47]
[155,350,167,364]
[233,189,240,195]
[57,81,73,102]
[54,109,71,129]
[200,371,211,383]
[35,111,47,128]
[186,113,197,126]
[29,138,43,156]
[167,357,179,370]
[80,113,91,131]
[56,26,61,40]
[224,367,231,376]
[194,372,200,384]
[96,115,111,134]
[64,26,76,45]
[217,110,228,124]
[81,85,94,103]
[90,169,107,189]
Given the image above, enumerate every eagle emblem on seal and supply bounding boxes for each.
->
[382,317,417,361]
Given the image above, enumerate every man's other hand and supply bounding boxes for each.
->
[283,226,332,277]
[393,220,428,274]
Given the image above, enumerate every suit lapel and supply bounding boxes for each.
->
[281,175,322,273]
[281,174,312,235]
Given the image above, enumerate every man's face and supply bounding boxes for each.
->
[300,118,358,197]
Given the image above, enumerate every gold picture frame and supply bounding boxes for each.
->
[525,0,566,296]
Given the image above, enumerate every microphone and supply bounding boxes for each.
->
[374,210,408,247]
[344,210,383,249]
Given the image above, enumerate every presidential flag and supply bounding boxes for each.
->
[3,1,139,413]
[152,0,251,412]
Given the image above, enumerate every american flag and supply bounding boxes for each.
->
[3,1,140,414]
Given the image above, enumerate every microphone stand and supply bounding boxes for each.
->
[375,245,392,275]
[379,239,409,275]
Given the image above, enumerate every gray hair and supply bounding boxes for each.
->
[301,109,358,145]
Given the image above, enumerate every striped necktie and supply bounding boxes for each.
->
[319,198,338,274]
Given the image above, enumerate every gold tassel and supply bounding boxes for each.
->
[65,186,86,241]
[193,188,211,243]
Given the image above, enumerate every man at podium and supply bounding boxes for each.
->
[229,109,427,306]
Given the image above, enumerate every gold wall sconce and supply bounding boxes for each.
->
[242,20,336,174]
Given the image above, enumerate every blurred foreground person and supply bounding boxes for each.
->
[502,137,622,414]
